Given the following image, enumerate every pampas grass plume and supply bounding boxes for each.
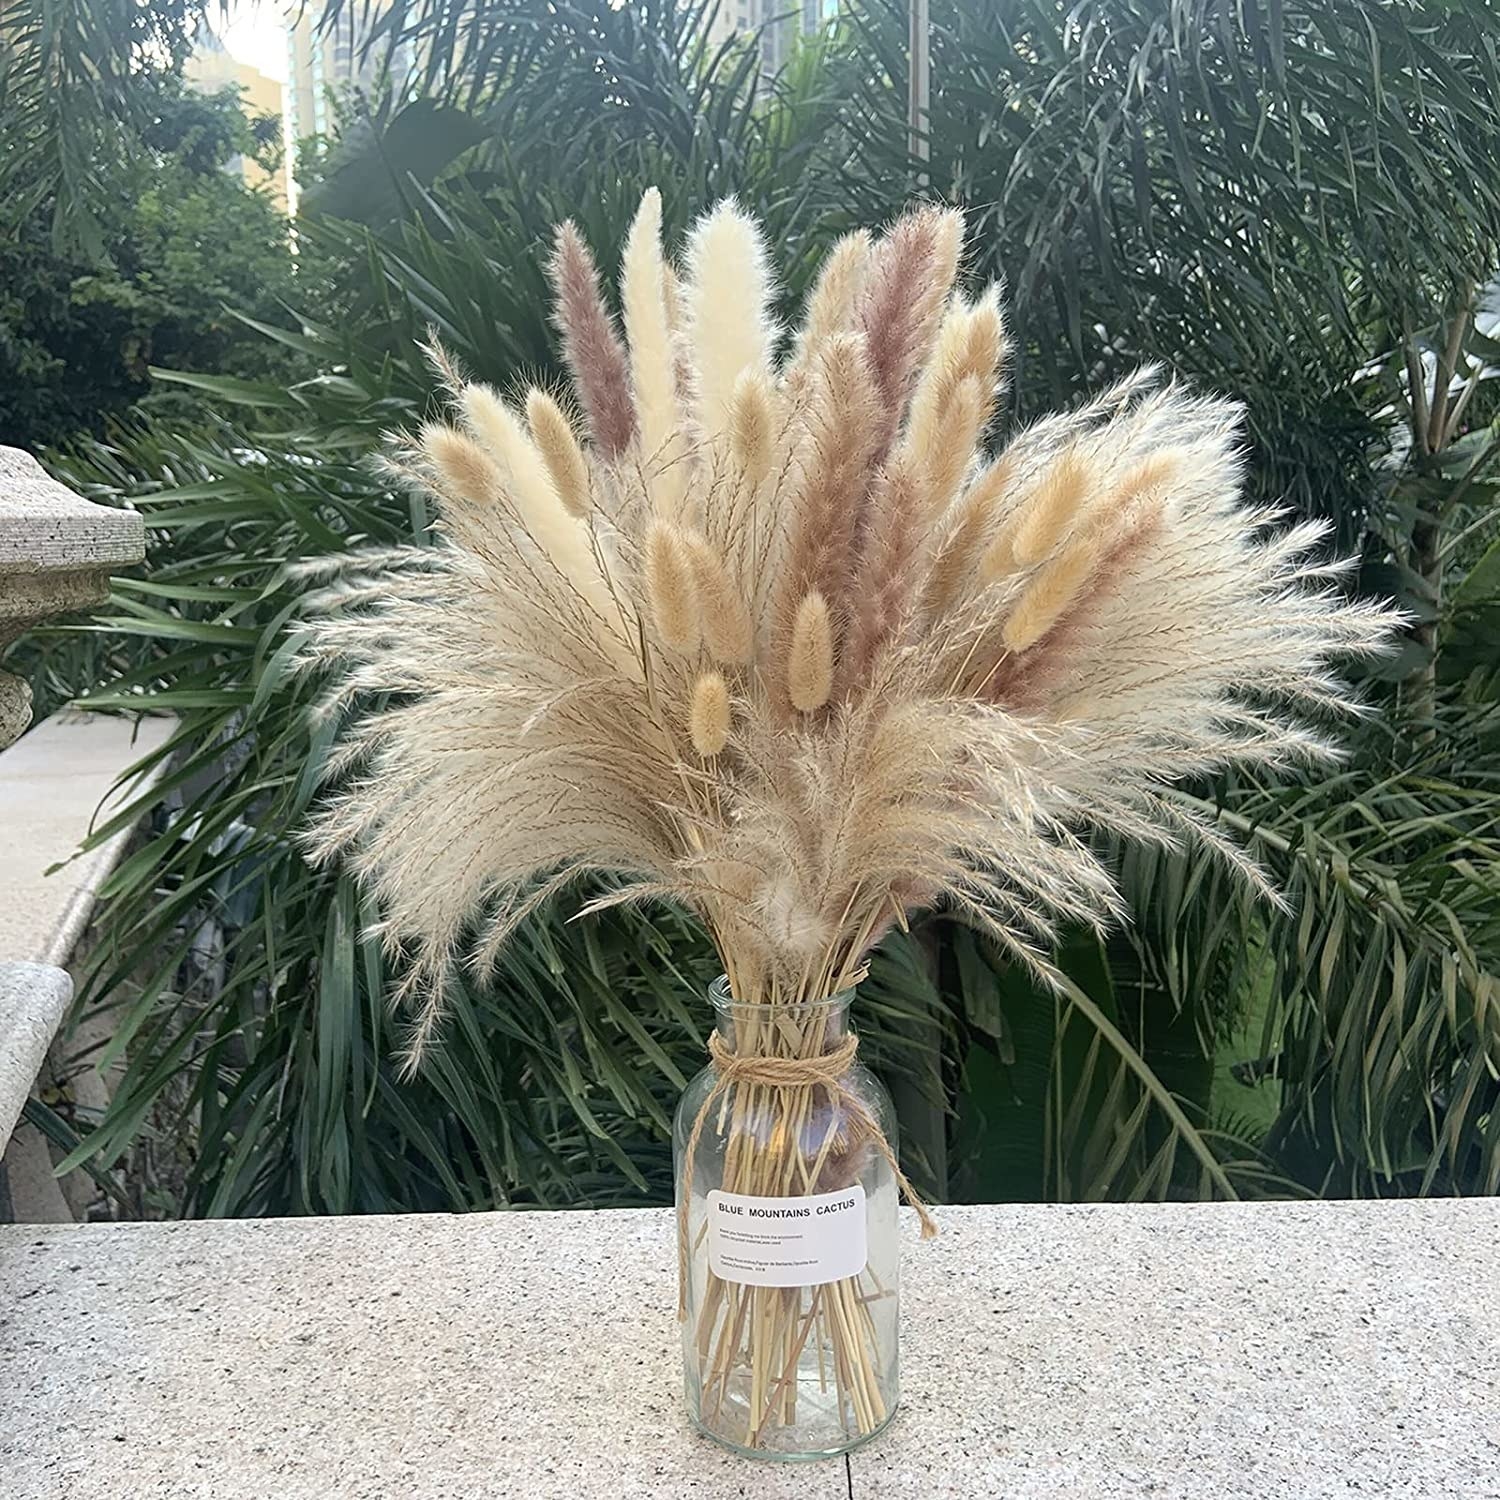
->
[549,221,635,457]
[459,382,562,516]
[988,448,1092,575]
[622,188,688,516]
[925,374,989,512]
[685,532,753,665]
[459,381,615,620]
[963,287,1006,385]
[906,293,1001,463]
[728,370,773,486]
[1005,450,1183,652]
[795,228,872,362]
[1003,532,1108,653]
[1010,448,1093,565]
[1112,449,1184,513]
[685,197,776,440]
[310,186,1400,1066]
[646,520,700,651]
[420,422,503,505]
[925,450,1018,616]
[860,207,965,433]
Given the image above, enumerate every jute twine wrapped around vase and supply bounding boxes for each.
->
[677,1027,938,1315]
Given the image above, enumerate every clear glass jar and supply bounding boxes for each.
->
[673,978,900,1460]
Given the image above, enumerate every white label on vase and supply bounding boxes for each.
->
[706,1185,868,1288]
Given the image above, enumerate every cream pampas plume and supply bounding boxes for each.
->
[458,381,620,630]
[791,228,871,369]
[905,288,1005,471]
[306,189,1400,1458]
[995,447,1093,572]
[683,197,776,442]
[646,520,700,652]
[622,188,689,518]
[727,370,773,487]
[684,532,752,665]
[922,449,1016,619]
[421,423,502,509]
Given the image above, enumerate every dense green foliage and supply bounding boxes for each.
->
[0,66,305,448]
[17,0,1500,1215]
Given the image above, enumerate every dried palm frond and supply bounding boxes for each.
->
[303,193,1398,1051]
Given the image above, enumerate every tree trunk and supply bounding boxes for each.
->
[1400,285,1474,732]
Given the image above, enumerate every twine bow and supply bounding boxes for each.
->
[677,1029,938,1320]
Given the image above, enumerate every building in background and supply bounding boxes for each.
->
[704,0,838,77]
[285,3,420,209]
[184,31,290,210]
[286,3,415,145]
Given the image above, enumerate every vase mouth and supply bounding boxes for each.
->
[708,975,856,1015]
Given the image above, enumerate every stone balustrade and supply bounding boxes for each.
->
[0,711,176,1219]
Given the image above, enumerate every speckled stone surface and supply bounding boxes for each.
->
[0,446,143,748]
[1,1202,1496,1498]
[0,1209,848,1499]
[872,1200,1499,1497]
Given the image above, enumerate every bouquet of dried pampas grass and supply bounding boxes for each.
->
[302,190,1397,1456]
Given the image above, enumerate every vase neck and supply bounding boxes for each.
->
[708,978,854,1054]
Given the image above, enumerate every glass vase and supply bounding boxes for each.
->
[673,978,900,1460]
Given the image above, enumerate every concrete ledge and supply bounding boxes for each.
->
[1,1201,1495,1497]
[0,709,177,967]
[0,448,144,574]
[0,963,72,1155]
